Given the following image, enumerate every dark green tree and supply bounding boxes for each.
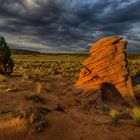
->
[0,36,14,75]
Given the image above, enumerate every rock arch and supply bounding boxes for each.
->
[75,36,137,106]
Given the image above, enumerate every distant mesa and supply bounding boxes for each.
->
[75,36,137,106]
[10,49,40,55]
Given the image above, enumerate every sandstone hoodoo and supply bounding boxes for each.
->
[75,36,137,106]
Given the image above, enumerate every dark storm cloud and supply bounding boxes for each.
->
[104,0,140,23]
[0,0,140,53]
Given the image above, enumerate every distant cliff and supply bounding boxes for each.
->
[10,49,40,55]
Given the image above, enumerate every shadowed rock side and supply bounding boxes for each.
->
[75,36,137,106]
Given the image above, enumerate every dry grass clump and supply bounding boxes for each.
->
[6,85,18,92]
[0,84,17,92]
[110,109,120,126]
[35,82,42,94]
[0,84,8,90]
[22,72,29,81]
[131,107,140,125]
[25,82,46,104]
[0,74,7,82]
[100,106,111,115]
[0,106,50,139]
[0,117,28,139]
[44,82,51,91]
[13,107,50,133]
[120,111,132,120]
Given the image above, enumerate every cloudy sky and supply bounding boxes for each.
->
[0,0,140,53]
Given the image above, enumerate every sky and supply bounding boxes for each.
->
[0,0,140,53]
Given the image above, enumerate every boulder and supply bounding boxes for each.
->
[75,36,137,106]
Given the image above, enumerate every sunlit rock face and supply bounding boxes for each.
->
[75,36,137,106]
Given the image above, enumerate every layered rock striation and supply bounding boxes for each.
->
[75,36,137,106]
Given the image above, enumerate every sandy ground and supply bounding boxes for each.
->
[0,74,140,140]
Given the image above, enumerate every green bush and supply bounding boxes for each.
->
[110,109,120,126]
[0,36,14,75]
[131,107,140,125]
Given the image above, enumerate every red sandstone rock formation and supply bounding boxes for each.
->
[75,36,137,106]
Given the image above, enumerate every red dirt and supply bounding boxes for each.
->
[0,75,140,140]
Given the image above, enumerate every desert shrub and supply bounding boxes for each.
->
[11,110,21,118]
[24,82,45,104]
[120,111,132,120]
[0,84,8,89]
[25,94,46,104]
[0,36,14,75]
[44,82,51,91]
[54,104,65,112]
[110,109,120,126]
[25,94,39,101]
[131,107,140,125]
[101,106,111,115]
[0,74,7,82]
[12,107,50,133]
[6,85,18,92]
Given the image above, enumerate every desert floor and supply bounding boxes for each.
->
[0,54,140,140]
